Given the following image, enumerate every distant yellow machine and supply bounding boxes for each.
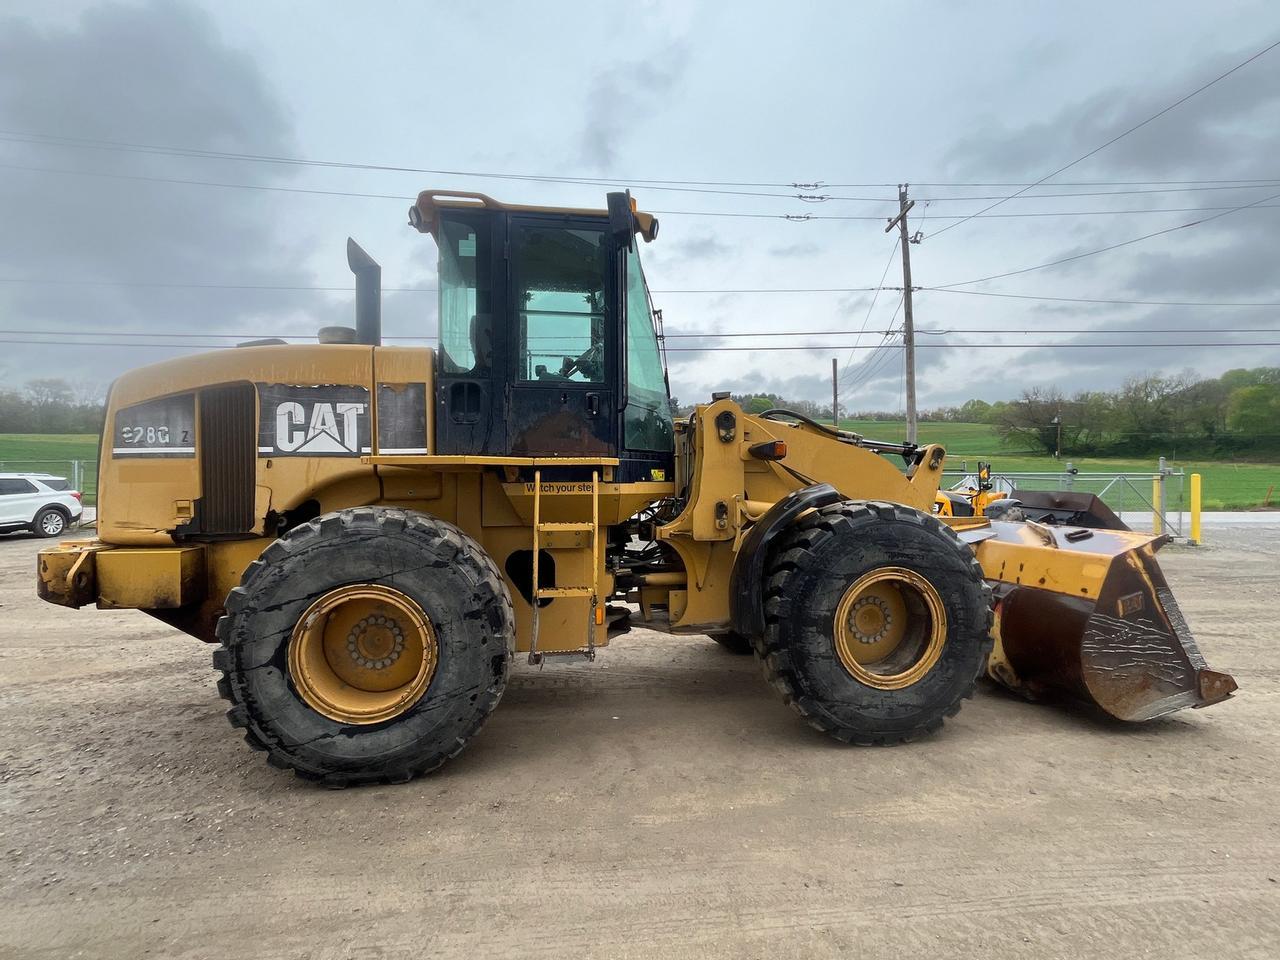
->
[936,461,1129,529]
[35,191,1236,787]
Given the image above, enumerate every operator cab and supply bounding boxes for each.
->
[409,190,674,482]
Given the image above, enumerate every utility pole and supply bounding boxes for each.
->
[885,184,919,443]
[831,357,839,427]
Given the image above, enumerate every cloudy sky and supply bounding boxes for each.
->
[2,0,1279,413]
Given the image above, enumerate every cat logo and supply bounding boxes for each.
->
[1116,591,1145,618]
[276,401,366,454]
[257,383,371,458]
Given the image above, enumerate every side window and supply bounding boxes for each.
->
[0,479,37,495]
[514,225,607,383]
[624,246,674,451]
[41,478,70,491]
[438,215,493,375]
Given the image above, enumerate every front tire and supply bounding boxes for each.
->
[758,501,992,745]
[214,507,514,787]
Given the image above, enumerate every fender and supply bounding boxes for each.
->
[728,482,845,637]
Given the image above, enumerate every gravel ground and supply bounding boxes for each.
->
[1,528,1277,959]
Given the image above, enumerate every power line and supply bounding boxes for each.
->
[8,127,1280,193]
[937,188,1280,288]
[914,326,1280,335]
[844,304,906,392]
[0,160,420,202]
[7,325,1276,341]
[928,37,1280,238]
[0,275,437,293]
[0,132,894,202]
[666,325,1280,337]
[5,269,1280,303]
[835,178,1280,187]
[906,183,1280,202]
[6,160,1280,225]
[920,288,1280,307]
[0,276,898,295]
[652,203,1280,221]
[839,237,901,378]
[7,336,1272,351]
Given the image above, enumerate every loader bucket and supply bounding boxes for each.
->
[970,522,1237,722]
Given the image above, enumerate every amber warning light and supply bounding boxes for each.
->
[748,440,788,461]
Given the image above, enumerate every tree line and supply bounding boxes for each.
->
[0,379,106,434]
[705,367,1280,458]
[983,368,1280,457]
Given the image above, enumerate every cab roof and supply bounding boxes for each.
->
[408,189,659,244]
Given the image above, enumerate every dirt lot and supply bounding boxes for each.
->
[1,529,1277,960]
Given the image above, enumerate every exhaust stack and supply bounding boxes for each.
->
[346,237,382,346]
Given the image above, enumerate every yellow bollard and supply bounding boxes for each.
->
[1190,473,1202,544]
[1152,477,1162,535]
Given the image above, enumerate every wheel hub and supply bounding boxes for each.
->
[288,584,437,724]
[346,615,406,669]
[851,596,893,643]
[833,567,947,690]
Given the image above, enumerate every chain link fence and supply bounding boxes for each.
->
[943,459,1188,537]
[3,457,1193,538]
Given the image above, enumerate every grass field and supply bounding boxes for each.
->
[0,434,100,502]
[4,428,1278,511]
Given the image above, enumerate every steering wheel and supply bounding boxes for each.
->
[559,341,603,380]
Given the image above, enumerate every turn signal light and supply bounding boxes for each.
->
[748,440,788,461]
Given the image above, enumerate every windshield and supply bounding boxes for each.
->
[624,245,674,451]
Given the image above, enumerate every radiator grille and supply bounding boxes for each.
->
[199,383,255,534]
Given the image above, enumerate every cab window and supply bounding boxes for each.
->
[623,246,674,451]
[513,224,607,383]
[437,215,494,375]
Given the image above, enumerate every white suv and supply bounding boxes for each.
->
[0,473,84,538]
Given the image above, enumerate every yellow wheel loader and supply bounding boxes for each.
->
[36,190,1236,787]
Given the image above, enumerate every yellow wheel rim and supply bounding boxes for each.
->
[833,567,947,690]
[288,584,438,724]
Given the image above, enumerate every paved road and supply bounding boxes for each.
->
[1,529,1277,959]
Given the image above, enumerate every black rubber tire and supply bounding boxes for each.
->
[711,631,755,655]
[31,506,68,538]
[213,507,514,787]
[756,500,992,745]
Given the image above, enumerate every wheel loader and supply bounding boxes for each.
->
[36,190,1237,787]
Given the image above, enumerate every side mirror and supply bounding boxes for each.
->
[607,190,634,252]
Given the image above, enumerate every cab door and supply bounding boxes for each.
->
[434,209,507,456]
[504,215,619,457]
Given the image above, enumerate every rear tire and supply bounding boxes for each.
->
[214,507,514,787]
[758,501,992,745]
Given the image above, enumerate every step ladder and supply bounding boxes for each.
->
[528,469,600,665]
